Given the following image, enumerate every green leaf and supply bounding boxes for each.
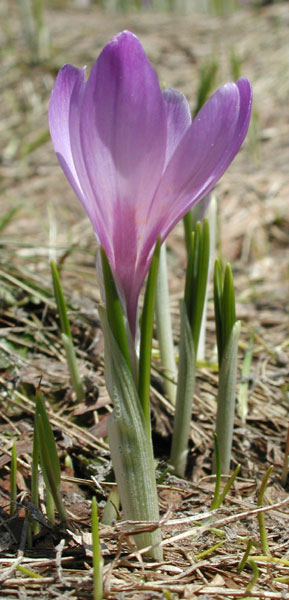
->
[184,220,210,353]
[61,333,85,402]
[20,129,50,157]
[183,210,194,258]
[0,205,22,233]
[194,60,219,117]
[188,222,201,326]
[215,320,241,474]
[237,333,254,423]
[184,230,194,314]
[257,465,273,557]
[50,260,72,338]
[138,237,161,430]
[35,391,61,487]
[35,391,67,522]
[170,301,196,477]
[222,263,236,351]
[100,247,131,372]
[211,433,221,510]
[92,497,103,600]
[99,306,163,560]
[230,50,242,82]
[101,488,120,526]
[214,258,224,365]
[155,242,177,405]
[31,419,40,535]
[190,219,210,351]
[215,463,240,509]
[50,261,85,402]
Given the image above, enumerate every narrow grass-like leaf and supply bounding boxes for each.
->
[99,306,162,559]
[101,488,120,526]
[274,576,289,584]
[222,264,236,351]
[183,52,218,260]
[213,260,240,474]
[250,555,289,567]
[184,231,194,314]
[51,261,85,401]
[196,540,225,559]
[34,413,55,525]
[157,464,173,485]
[138,237,160,430]
[10,443,17,516]
[45,487,55,526]
[21,129,50,157]
[193,60,219,117]
[211,433,221,510]
[190,219,210,352]
[100,247,131,372]
[16,565,42,578]
[246,559,259,592]
[238,334,254,423]
[170,302,195,477]
[35,392,60,487]
[193,194,217,361]
[61,333,85,402]
[184,220,210,351]
[0,268,55,307]
[215,463,240,508]
[0,205,22,233]
[92,497,103,600]
[230,49,242,81]
[163,591,174,600]
[50,260,72,338]
[215,320,241,474]
[31,419,40,535]
[183,210,194,259]
[214,258,224,365]
[257,465,273,557]
[155,242,177,405]
[172,220,210,476]
[35,392,67,522]
[187,223,201,327]
[238,539,253,571]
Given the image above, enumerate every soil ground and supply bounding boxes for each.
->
[0,1,289,598]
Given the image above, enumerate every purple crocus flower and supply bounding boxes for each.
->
[49,30,252,340]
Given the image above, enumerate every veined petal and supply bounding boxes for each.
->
[48,64,86,203]
[145,78,252,243]
[68,65,113,258]
[78,31,167,265]
[163,88,192,166]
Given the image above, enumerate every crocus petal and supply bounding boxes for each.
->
[48,64,86,203]
[49,26,252,343]
[78,31,166,252]
[75,31,167,334]
[144,78,252,247]
[163,89,192,166]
